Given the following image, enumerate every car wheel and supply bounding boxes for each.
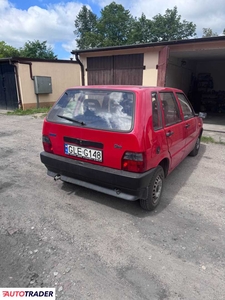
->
[189,136,200,157]
[140,166,164,211]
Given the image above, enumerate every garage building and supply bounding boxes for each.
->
[72,36,225,116]
[0,57,80,110]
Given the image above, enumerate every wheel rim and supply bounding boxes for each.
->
[196,137,200,150]
[152,175,163,204]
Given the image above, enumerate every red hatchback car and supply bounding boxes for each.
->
[40,86,203,210]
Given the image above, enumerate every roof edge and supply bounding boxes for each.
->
[72,36,225,55]
[0,57,78,64]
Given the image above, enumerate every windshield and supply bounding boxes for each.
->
[47,89,135,131]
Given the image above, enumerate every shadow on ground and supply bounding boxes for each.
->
[60,144,206,217]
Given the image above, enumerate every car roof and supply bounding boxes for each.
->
[66,85,183,93]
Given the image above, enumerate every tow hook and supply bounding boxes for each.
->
[114,188,121,195]
[54,174,61,181]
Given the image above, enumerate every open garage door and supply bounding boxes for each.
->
[157,46,169,87]
[87,54,144,85]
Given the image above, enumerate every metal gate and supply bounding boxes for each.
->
[87,54,144,85]
[0,63,18,110]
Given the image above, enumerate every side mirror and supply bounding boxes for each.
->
[198,112,207,119]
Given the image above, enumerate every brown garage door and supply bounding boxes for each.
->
[87,56,113,85]
[87,54,144,85]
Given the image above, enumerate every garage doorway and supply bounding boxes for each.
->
[87,54,144,85]
[165,48,225,125]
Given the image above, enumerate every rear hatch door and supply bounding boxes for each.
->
[44,88,142,170]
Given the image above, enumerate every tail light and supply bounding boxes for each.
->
[122,152,146,173]
[42,135,53,153]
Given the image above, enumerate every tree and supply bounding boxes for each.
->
[128,14,154,44]
[74,2,134,48]
[152,7,196,42]
[202,28,218,37]
[74,6,98,49]
[97,2,134,47]
[20,40,57,59]
[74,4,197,49]
[0,41,20,58]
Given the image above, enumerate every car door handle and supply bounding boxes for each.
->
[185,124,190,128]
[166,130,174,137]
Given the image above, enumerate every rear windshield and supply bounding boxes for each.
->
[47,89,135,131]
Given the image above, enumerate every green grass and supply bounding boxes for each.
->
[7,107,51,115]
[201,136,225,145]
[201,136,215,144]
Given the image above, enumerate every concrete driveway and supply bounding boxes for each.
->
[0,114,225,300]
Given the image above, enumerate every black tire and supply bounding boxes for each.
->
[189,136,200,157]
[140,166,164,211]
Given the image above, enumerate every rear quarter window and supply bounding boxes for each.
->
[152,92,163,131]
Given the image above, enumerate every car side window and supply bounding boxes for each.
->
[159,92,181,126]
[176,93,194,120]
[152,92,162,131]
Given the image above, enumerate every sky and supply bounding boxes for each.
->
[0,0,225,59]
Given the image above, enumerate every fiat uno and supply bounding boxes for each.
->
[40,86,203,211]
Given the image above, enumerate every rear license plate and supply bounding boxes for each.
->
[65,144,102,162]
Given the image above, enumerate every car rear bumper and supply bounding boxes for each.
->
[40,151,156,201]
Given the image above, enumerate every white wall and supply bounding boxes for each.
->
[18,61,80,109]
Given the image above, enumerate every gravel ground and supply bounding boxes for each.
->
[0,114,225,300]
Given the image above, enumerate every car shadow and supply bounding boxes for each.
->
[154,143,206,214]
[60,143,207,217]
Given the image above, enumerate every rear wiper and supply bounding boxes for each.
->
[57,115,86,125]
